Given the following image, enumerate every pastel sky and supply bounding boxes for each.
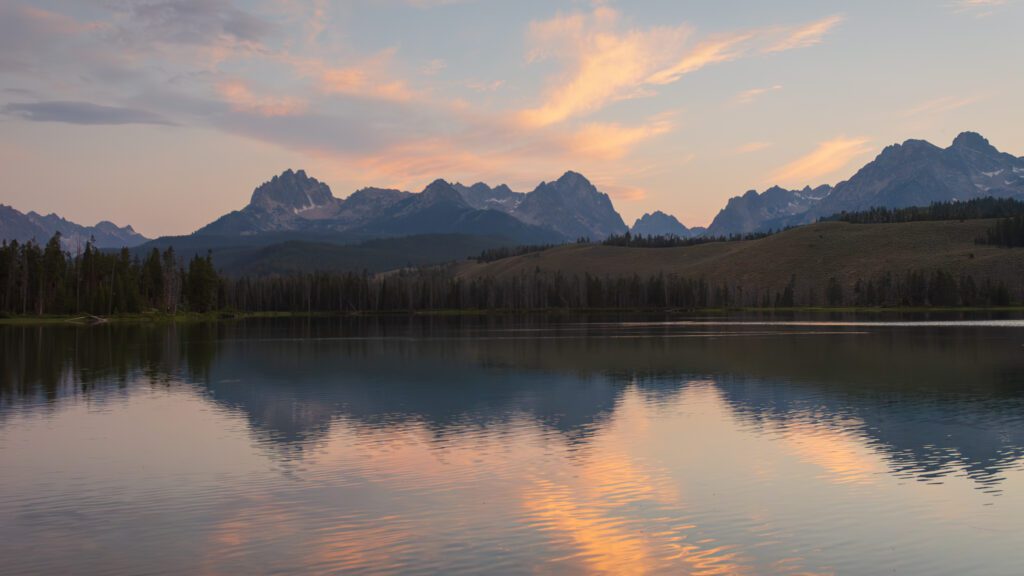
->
[1,0,1022,236]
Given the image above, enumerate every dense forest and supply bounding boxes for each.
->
[1,233,1017,316]
[820,196,1024,224]
[0,235,216,316]
[979,215,1024,248]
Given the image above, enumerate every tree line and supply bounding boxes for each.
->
[601,230,778,248]
[2,233,1019,317]
[0,235,218,316]
[978,215,1024,248]
[220,268,1015,312]
[821,196,1024,224]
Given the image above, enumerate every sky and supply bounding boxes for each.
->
[1,0,1022,237]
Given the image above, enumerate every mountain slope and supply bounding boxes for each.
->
[458,219,1024,302]
[216,234,516,276]
[0,204,147,249]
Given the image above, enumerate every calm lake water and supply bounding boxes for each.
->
[2,314,1024,575]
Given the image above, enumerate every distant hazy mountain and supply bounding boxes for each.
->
[631,211,692,237]
[0,204,147,249]
[194,169,624,244]
[706,185,832,236]
[706,132,1024,235]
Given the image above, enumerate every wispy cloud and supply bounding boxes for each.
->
[644,34,753,85]
[734,84,783,105]
[952,0,1010,16]
[519,7,843,126]
[770,137,872,185]
[216,80,306,117]
[2,101,174,125]
[285,49,419,102]
[569,114,675,160]
[902,95,981,117]
[518,6,690,127]
[763,15,844,53]
[420,58,446,75]
[111,0,272,48]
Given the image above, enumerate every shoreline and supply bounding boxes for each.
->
[4,306,1024,326]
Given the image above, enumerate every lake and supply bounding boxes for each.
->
[2,314,1024,575]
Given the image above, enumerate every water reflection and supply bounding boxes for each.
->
[2,316,1024,574]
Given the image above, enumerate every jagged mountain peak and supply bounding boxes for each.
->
[876,139,941,162]
[196,169,627,241]
[518,171,626,239]
[807,130,1023,220]
[708,183,834,236]
[420,179,467,204]
[950,131,997,154]
[551,171,598,194]
[249,169,335,213]
[701,131,1024,237]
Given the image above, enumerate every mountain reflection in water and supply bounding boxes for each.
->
[2,315,1023,575]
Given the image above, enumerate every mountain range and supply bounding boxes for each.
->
[707,131,1024,235]
[196,169,625,244]
[3,131,1022,272]
[0,204,147,249]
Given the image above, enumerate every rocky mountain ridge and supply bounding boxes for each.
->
[0,204,148,249]
[707,132,1024,235]
[196,169,627,243]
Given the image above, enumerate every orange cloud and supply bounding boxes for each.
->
[216,80,307,117]
[282,49,419,103]
[569,115,674,160]
[521,8,842,126]
[770,136,872,185]
[645,34,754,85]
[763,15,845,53]
[733,84,783,105]
[319,58,417,102]
[520,23,690,125]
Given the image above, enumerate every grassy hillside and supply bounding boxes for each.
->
[216,234,515,276]
[458,220,1024,296]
